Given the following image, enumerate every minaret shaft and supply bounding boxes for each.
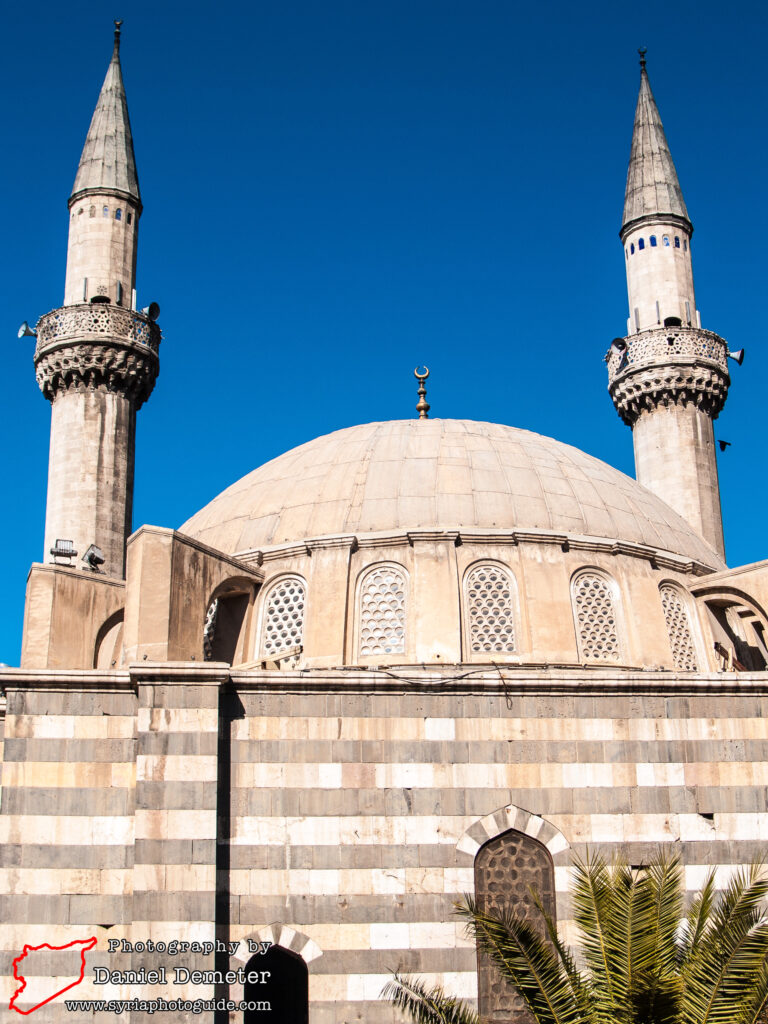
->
[632,404,724,556]
[44,391,136,576]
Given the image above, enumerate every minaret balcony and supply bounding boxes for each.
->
[605,325,728,385]
[35,303,160,357]
[607,326,730,427]
[34,304,160,407]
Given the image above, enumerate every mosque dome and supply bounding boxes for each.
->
[181,419,723,568]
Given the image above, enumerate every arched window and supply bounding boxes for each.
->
[630,242,635,254]
[659,583,699,671]
[89,205,96,217]
[475,830,556,1022]
[663,235,670,246]
[674,236,680,248]
[127,212,133,225]
[358,564,407,656]
[638,237,645,250]
[684,239,688,251]
[244,947,308,1024]
[571,570,622,662]
[102,205,109,217]
[650,234,657,247]
[465,563,517,654]
[261,576,306,659]
[115,208,122,221]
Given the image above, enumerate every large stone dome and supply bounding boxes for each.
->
[181,419,723,567]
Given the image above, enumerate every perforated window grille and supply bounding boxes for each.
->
[572,572,621,662]
[262,577,306,657]
[359,565,407,656]
[660,584,698,671]
[466,564,516,654]
[475,830,556,1023]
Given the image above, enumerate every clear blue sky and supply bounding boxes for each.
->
[1,0,765,664]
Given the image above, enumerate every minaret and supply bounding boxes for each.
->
[34,22,159,577]
[607,51,730,559]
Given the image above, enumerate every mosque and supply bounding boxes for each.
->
[1,23,767,1024]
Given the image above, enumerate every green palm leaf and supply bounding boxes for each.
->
[381,972,480,1024]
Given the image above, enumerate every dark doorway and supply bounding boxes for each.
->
[244,946,308,1024]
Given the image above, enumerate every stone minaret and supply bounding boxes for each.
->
[34,23,159,578]
[607,52,730,560]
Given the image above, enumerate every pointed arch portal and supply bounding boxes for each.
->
[244,946,308,1024]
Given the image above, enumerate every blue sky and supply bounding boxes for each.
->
[1,0,766,664]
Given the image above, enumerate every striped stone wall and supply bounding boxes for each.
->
[0,675,136,1018]
[225,671,768,1024]
[1,666,767,1023]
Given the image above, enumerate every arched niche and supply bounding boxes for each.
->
[475,829,556,1023]
[94,610,124,669]
[203,577,257,665]
[243,946,308,1024]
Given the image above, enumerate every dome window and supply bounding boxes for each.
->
[261,575,306,661]
[659,583,699,671]
[465,563,517,655]
[571,569,622,663]
[358,564,407,657]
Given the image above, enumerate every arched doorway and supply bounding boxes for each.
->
[244,946,308,1024]
[474,829,556,1023]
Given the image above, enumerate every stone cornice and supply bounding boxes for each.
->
[35,304,160,407]
[619,212,692,242]
[68,186,142,215]
[232,528,718,575]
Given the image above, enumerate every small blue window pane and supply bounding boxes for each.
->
[663,235,670,246]
[115,209,122,221]
[103,206,109,217]
[630,243,635,254]
[638,238,645,250]
[650,235,657,247]
[674,236,680,248]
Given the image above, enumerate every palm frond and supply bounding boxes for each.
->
[681,864,768,1024]
[381,972,480,1024]
[458,895,585,1024]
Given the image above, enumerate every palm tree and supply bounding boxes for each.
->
[382,851,768,1024]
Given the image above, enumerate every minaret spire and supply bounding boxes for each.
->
[70,19,140,208]
[607,54,732,561]
[622,50,690,237]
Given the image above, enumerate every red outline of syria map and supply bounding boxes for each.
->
[10,937,97,1014]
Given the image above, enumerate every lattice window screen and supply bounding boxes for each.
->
[572,572,621,661]
[359,565,407,656]
[660,584,698,671]
[475,830,556,1023]
[262,577,306,657]
[466,564,516,653]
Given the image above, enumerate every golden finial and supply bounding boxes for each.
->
[113,19,123,54]
[414,366,430,419]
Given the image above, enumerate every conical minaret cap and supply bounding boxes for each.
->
[70,23,140,207]
[622,57,690,234]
